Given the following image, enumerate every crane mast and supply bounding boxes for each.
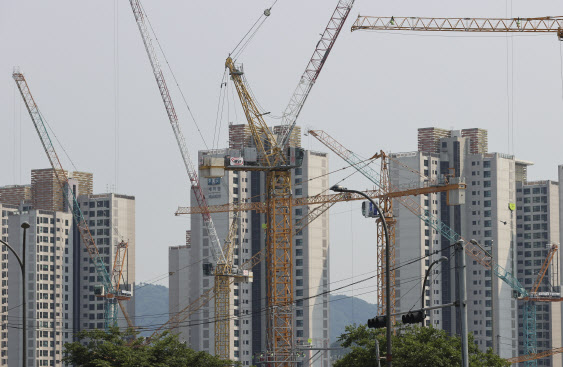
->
[278,0,354,150]
[225,56,296,366]
[129,0,225,265]
[13,71,129,329]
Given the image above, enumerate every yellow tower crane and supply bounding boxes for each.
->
[215,2,357,364]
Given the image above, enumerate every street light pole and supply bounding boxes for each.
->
[330,185,392,367]
[455,240,469,367]
[421,257,448,315]
[0,221,30,367]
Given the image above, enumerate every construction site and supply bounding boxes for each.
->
[2,1,563,367]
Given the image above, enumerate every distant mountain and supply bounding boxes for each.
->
[133,285,377,342]
[329,295,378,343]
[134,283,169,337]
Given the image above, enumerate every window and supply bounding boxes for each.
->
[484,191,491,198]
[295,168,302,176]
[484,201,491,208]
[295,188,302,196]
[483,171,491,178]
[483,161,491,168]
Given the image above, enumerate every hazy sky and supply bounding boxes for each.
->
[2,0,563,305]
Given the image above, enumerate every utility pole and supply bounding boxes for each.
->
[490,240,497,354]
[455,240,469,367]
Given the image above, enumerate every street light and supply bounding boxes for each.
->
[0,221,30,367]
[421,256,448,316]
[330,184,392,367]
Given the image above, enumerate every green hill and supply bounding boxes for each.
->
[134,283,169,337]
[133,285,377,342]
[329,295,378,343]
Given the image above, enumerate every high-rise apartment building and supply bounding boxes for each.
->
[391,127,563,362]
[0,169,135,366]
[7,209,73,367]
[515,180,561,367]
[76,193,136,331]
[170,125,330,367]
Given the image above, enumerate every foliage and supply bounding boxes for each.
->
[334,324,510,367]
[63,327,234,367]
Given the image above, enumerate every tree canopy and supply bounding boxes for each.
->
[63,327,234,367]
[334,324,510,367]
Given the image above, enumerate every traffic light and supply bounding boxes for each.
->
[402,310,425,324]
[367,315,387,329]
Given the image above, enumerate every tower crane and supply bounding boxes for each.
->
[128,0,253,360]
[307,130,540,361]
[218,1,355,365]
[13,70,133,329]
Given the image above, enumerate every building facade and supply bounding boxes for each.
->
[7,209,73,367]
[170,125,330,367]
[76,193,136,331]
[515,180,561,367]
[391,128,563,363]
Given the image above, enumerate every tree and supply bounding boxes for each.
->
[334,324,510,367]
[63,327,235,367]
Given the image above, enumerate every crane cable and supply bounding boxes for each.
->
[230,0,280,60]
[138,1,209,150]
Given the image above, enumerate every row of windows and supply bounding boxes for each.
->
[81,200,110,208]
[521,196,548,204]
[521,187,548,195]
[470,161,491,168]
[85,210,110,218]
